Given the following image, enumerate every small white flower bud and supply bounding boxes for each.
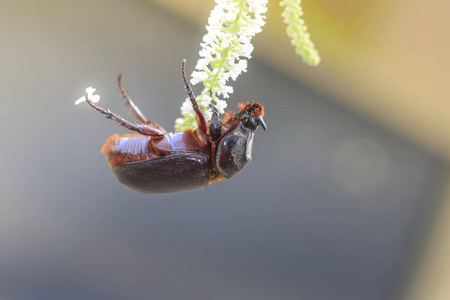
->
[75,87,101,105]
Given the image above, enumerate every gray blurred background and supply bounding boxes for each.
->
[0,1,447,300]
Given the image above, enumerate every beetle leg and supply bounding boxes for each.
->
[181,59,207,134]
[85,96,165,136]
[209,104,222,141]
[118,74,166,132]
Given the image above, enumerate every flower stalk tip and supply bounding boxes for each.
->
[280,0,320,66]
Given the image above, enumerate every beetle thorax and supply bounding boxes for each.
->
[215,123,254,179]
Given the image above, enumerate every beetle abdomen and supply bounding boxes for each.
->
[102,134,154,167]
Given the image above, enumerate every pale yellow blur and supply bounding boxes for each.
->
[405,171,450,300]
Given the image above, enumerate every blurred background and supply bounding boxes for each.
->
[0,0,448,299]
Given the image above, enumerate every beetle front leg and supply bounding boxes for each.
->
[85,96,165,136]
[118,74,166,132]
[209,104,221,141]
[181,59,207,134]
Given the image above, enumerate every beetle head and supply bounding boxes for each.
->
[237,102,267,131]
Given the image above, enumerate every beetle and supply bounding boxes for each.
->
[81,60,266,193]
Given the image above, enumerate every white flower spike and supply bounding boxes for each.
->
[175,0,268,131]
[75,87,101,105]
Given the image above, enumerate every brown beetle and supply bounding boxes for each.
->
[82,60,266,193]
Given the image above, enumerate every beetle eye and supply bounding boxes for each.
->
[242,115,258,130]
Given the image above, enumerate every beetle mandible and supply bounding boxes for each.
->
[81,60,266,193]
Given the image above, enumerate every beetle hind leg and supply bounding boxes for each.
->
[84,96,165,136]
[118,74,166,132]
